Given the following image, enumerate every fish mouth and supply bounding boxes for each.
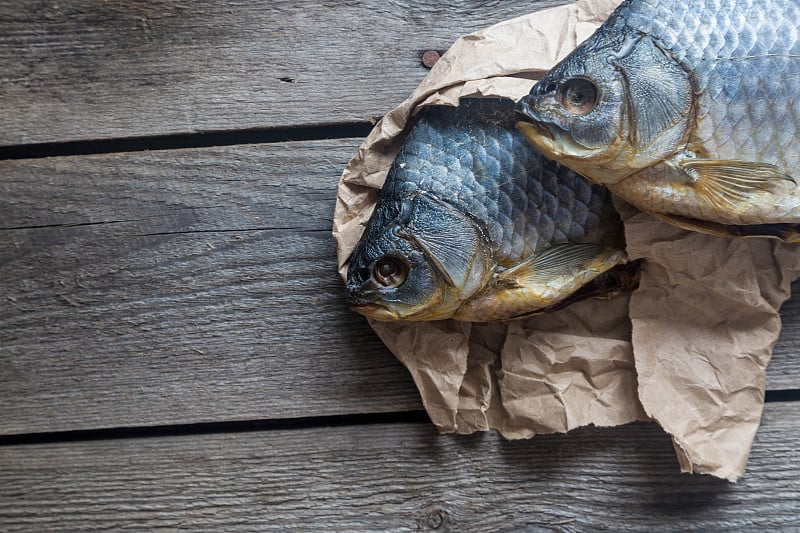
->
[515,117,602,170]
[515,119,552,141]
[515,120,561,162]
[514,102,557,144]
[514,96,557,130]
[349,302,400,321]
[514,106,536,124]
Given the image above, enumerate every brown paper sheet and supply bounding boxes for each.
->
[332,0,800,481]
[617,201,800,480]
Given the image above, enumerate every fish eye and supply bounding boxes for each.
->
[558,78,598,116]
[372,256,408,288]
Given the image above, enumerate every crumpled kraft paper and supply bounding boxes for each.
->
[331,0,800,481]
[616,200,800,480]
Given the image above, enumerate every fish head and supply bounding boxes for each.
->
[345,220,441,321]
[515,45,630,183]
[345,194,491,321]
[515,33,693,184]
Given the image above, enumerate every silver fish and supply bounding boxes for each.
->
[516,0,800,240]
[345,98,634,322]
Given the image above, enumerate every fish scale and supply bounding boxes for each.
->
[617,0,800,173]
[383,100,613,264]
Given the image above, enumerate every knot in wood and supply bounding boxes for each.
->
[426,509,444,529]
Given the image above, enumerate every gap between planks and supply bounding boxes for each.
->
[0,410,430,447]
[2,387,799,447]
[0,122,377,161]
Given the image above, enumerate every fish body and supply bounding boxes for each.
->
[345,98,631,322]
[515,0,800,240]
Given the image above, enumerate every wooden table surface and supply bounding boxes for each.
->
[1,1,798,530]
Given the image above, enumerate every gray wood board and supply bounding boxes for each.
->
[0,0,568,146]
[0,140,422,435]
[1,140,799,435]
[1,401,798,531]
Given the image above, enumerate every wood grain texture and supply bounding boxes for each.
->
[0,0,569,146]
[0,401,798,531]
[0,140,423,434]
[1,139,799,435]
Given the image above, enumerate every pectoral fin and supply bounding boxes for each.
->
[495,243,610,289]
[680,158,796,212]
[455,243,628,321]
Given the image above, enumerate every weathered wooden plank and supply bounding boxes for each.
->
[0,140,421,434]
[0,402,798,531]
[1,140,799,435]
[0,0,568,146]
